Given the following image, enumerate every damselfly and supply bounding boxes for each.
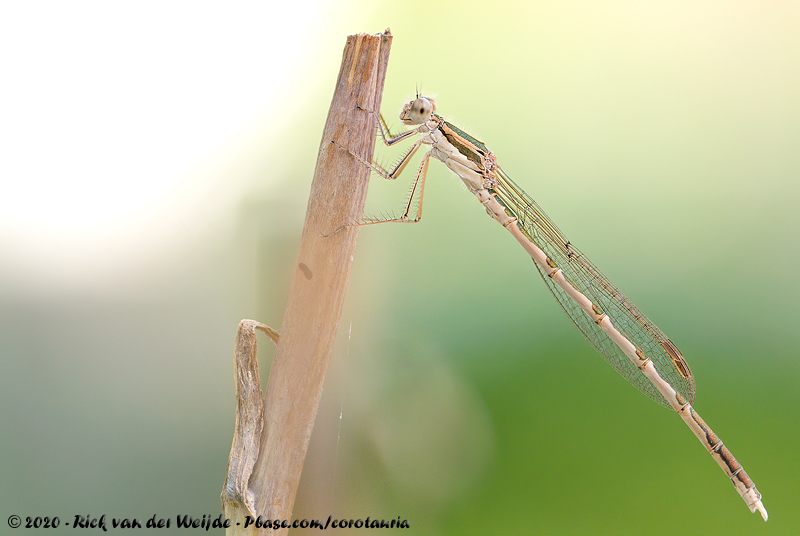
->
[336,95,767,520]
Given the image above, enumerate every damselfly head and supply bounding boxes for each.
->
[400,97,436,125]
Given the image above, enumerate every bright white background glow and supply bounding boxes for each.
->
[0,1,343,288]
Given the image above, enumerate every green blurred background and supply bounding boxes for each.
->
[1,1,797,534]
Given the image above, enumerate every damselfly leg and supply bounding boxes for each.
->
[331,107,432,226]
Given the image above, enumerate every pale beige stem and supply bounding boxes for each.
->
[221,30,392,536]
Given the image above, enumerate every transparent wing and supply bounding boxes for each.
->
[492,166,696,408]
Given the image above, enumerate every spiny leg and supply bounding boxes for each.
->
[402,150,430,222]
[364,150,431,225]
[328,140,432,230]
[331,138,422,181]
[348,103,428,179]
[356,105,418,147]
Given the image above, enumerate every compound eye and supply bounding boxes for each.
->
[414,98,431,117]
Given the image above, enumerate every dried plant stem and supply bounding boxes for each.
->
[222,30,392,535]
